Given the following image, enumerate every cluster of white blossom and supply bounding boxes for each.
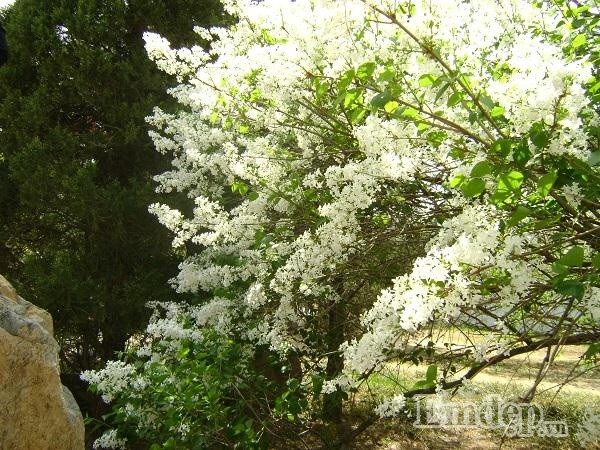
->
[341,204,550,375]
[89,0,598,433]
[374,394,406,418]
[144,301,205,346]
[91,429,127,450]
[83,300,243,448]
[143,0,595,405]
[81,361,136,403]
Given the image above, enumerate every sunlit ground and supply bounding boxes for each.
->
[352,333,600,449]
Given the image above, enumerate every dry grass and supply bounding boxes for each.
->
[346,329,600,450]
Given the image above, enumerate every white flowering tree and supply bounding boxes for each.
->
[85,0,600,448]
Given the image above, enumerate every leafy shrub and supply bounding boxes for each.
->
[83,303,308,449]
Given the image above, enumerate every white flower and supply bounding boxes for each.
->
[93,430,127,450]
[561,182,583,209]
[81,361,136,402]
[127,0,599,425]
[375,394,406,418]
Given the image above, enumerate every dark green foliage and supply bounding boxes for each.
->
[91,326,308,449]
[0,0,227,374]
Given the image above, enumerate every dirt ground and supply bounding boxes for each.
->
[348,338,600,449]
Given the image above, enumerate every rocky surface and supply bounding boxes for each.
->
[0,275,84,450]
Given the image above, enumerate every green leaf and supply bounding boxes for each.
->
[232,181,249,195]
[177,346,190,358]
[461,178,486,197]
[529,122,550,148]
[551,262,569,275]
[287,378,300,390]
[589,80,600,94]
[532,216,561,230]
[584,343,600,360]
[384,101,399,113]
[411,379,434,390]
[417,122,430,132]
[470,161,492,178]
[247,191,259,201]
[492,138,512,157]
[536,171,558,198]
[513,142,532,166]
[398,107,419,119]
[558,246,585,267]
[249,88,262,102]
[571,33,587,49]
[490,106,505,117]
[592,253,600,269]
[434,82,451,102]
[555,280,585,300]
[569,158,591,173]
[499,171,524,191]
[314,78,328,101]
[506,205,531,228]
[418,74,436,87]
[489,189,511,206]
[426,364,437,383]
[350,106,368,124]
[569,4,590,16]
[479,94,496,110]
[343,89,361,108]
[491,171,524,204]
[589,152,600,166]
[449,174,465,188]
[356,62,376,81]
[338,69,355,91]
[311,374,324,394]
[261,28,277,44]
[370,91,392,108]
[378,67,395,82]
[447,91,463,107]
